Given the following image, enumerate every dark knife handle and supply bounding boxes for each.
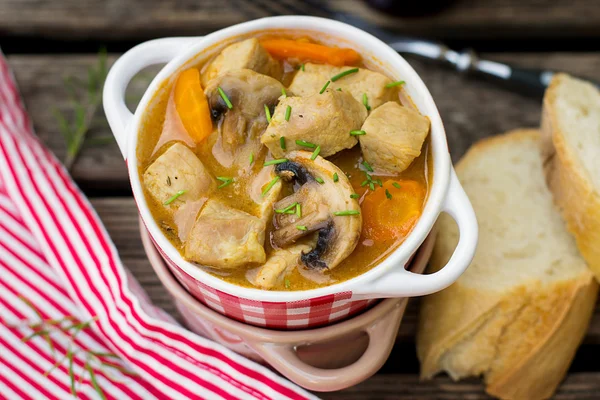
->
[503,67,553,97]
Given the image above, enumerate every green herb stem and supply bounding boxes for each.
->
[331,68,359,82]
[285,105,292,121]
[393,182,401,189]
[262,176,280,196]
[362,93,371,111]
[163,190,186,205]
[264,104,272,123]
[319,80,331,94]
[333,210,361,216]
[217,87,233,109]
[385,80,405,88]
[263,158,288,167]
[280,136,286,150]
[333,172,339,182]
[350,130,366,136]
[362,160,374,172]
[296,225,308,231]
[315,177,324,184]
[310,145,321,160]
[295,140,316,148]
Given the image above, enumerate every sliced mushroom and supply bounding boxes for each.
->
[272,151,362,270]
[204,69,284,167]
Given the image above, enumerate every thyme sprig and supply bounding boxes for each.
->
[54,48,109,170]
[11,296,135,398]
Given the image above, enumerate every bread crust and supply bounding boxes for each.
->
[541,73,600,281]
[417,129,599,400]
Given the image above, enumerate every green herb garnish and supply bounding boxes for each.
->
[311,146,321,160]
[362,160,374,172]
[262,176,280,196]
[333,172,339,182]
[315,177,324,184]
[281,88,287,97]
[296,203,301,218]
[249,152,254,165]
[331,68,359,82]
[362,93,371,111]
[333,210,360,216]
[393,182,401,189]
[336,88,342,91]
[216,177,234,189]
[361,180,369,187]
[264,158,288,166]
[217,87,233,109]
[301,64,305,71]
[164,190,186,205]
[279,136,286,150]
[264,104,272,123]
[386,189,392,199]
[319,80,331,94]
[350,130,366,136]
[385,80,405,88]
[275,202,298,214]
[295,140,316,148]
[296,225,308,231]
[285,105,292,121]
[369,182,375,191]
[350,194,360,199]
[284,279,291,289]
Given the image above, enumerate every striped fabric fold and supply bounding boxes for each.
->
[0,52,315,400]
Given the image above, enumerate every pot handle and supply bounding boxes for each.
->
[248,300,407,392]
[355,167,478,298]
[103,37,199,159]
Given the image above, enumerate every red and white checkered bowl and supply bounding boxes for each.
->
[104,16,478,330]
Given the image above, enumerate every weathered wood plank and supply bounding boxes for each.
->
[93,197,600,344]
[1,0,598,40]
[9,52,600,190]
[322,373,600,399]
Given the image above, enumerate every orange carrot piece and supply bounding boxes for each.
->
[174,68,213,143]
[360,179,426,241]
[260,39,361,66]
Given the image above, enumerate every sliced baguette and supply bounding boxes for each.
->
[417,129,598,400]
[541,73,600,281]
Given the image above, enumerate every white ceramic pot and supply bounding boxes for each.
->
[103,16,478,330]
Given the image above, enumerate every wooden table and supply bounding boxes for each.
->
[3,1,600,398]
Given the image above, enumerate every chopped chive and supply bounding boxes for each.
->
[319,80,331,94]
[361,180,369,187]
[263,158,288,166]
[301,63,305,71]
[264,104,272,123]
[217,87,233,109]
[281,87,287,97]
[369,182,375,191]
[362,93,371,111]
[296,203,301,218]
[376,179,383,187]
[315,177,324,184]
[275,202,298,214]
[163,190,186,205]
[333,172,339,182]
[295,140,316,148]
[385,80,406,88]
[280,136,286,150]
[362,160,374,172]
[331,68,359,82]
[285,105,292,121]
[216,176,234,189]
[249,152,254,165]
[296,225,308,231]
[393,182,401,189]
[350,130,366,136]
[284,278,291,289]
[350,193,360,199]
[336,88,342,91]
[310,145,321,160]
[262,176,280,196]
[386,189,393,199]
[333,210,360,216]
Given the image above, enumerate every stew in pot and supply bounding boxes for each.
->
[137,33,432,291]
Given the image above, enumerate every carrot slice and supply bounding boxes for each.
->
[360,179,427,241]
[260,39,361,66]
[174,68,213,143]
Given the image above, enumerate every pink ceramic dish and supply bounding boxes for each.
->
[141,218,436,392]
[104,16,477,330]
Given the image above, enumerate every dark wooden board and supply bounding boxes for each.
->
[1,0,598,41]
[9,52,600,191]
[92,197,600,345]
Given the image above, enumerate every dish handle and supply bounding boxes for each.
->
[248,299,406,392]
[355,167,478,297]
[103,37,198,159]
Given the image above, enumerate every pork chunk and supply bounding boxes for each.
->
[184,200,266,269]
[359,102,430,174]
[288,63,396,110]
[201,38,282,87]
[261,90,367,158]
[251,244,312,289]
[143,143,215,209]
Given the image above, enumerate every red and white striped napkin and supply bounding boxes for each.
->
[0,52,316,400]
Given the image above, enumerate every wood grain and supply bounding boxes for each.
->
[1,0,598,40]
[9,52,600,191]
[93,197,600,344]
